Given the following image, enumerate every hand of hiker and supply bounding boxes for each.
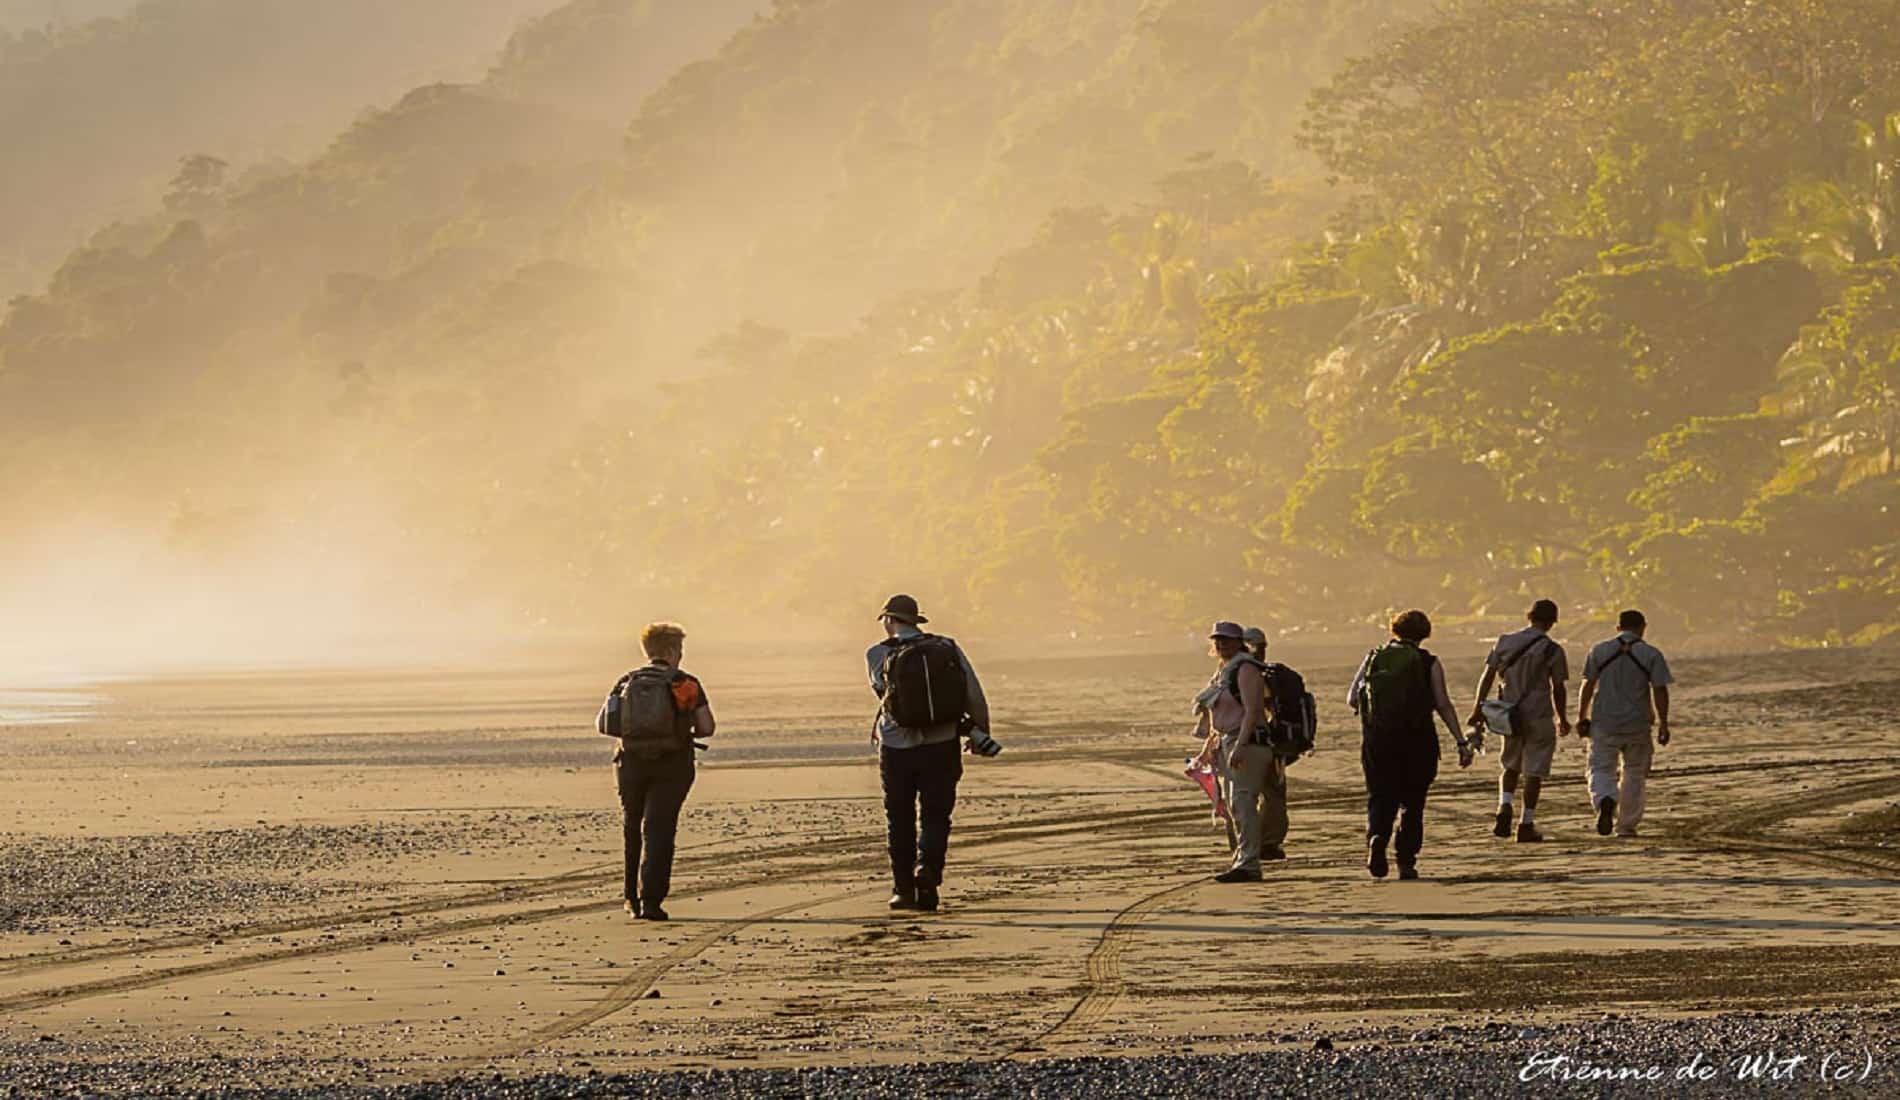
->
[1457,743,1474,769]
[1657,722,1671,746]
[1558,717,1572,737]
[1577,718,1592,738]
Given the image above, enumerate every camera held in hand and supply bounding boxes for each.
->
[958,715,1003,757]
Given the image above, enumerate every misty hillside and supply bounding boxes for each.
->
[7,0,1900,654]
[0,0,567,298]
[0,0,128,30]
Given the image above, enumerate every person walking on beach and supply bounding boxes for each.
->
[1467,599,1570,843]
[595,622,715,921]
[1577,610,1674,837]
[1191,622,1286,882]
[1349,610,1475,879]
[867,595,998,912]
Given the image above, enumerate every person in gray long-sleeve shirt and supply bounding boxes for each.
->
[865,594,995,912]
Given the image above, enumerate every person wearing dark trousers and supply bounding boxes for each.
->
[866,594,998,912]
[596,621,714,921]
[1348,610,1474,879]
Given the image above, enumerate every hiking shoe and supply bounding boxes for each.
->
[1493,805,1513,838]
[1516,822,1544,843]
[1615,828,1639,838]
[1213,867,1262,883]
[1367,836,1389,879]
[1596,798,1616,836]
[915,885,940,911]
[637,905,669,921]
[889,889,918,910]
[1397,864,1419,881]
[1261,846,1288,861]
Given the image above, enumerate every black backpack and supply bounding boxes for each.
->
[1262,663,1318,762]
[612,666,690,759]
[1225,658,1318,763]
[880,634,968,729]
[1359,642,1435,739]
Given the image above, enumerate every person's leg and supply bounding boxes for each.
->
[1214,756,1240,852]
[616,758,651,907]
[1395,750,1437,868]
[1587,733,1620,825]
[1617,735,1654,834]
[1260,757,1289,856]
[1515,717,1556,839]
[880,745,920,896]
[1496,735,1523,836]
[915,739,962,892]
[1362,739,1399,877]
[1226,744,1272,873]
[637,752,696,911]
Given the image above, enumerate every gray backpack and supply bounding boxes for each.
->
[615,666,686,758]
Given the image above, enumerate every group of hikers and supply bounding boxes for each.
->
[595,594,1674,917]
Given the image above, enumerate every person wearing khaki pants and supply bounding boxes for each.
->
[1194,621,1272,882]
[1578,610,1675,838]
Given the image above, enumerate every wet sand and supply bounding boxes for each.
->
[2,644,1898,1094]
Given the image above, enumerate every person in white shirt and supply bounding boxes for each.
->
[1577,610,1675,838]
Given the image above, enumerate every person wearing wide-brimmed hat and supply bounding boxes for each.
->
[1190,621,1279,882]
[866,594,995,912]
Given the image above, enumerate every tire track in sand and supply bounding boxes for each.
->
[458,887,869,1068]
[0,804,1204,1016]
[1005,874,1207,1059]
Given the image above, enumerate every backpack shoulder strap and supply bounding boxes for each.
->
[1224,654,1267,701]
[1497,634,1550,673]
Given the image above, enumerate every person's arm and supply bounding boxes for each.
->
[866,645,887,698]
[1552,678,1571,735]
[958,645,992,732]
[1469,664,1498,726]
[1430,660,1473,767]
[596,674,629,737]
[1227,663,1266,767]
[1347,654,1372,713]
[1192,708,1217,763]
[1653,685,1671,745]
[1577,678,1597,737]
[692,703,716,738]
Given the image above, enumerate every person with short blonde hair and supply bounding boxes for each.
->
[596,621,714,920]
[640,622,686,660]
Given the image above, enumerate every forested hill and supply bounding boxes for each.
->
[0,1,128,31]
[0,0,567,298]
[8,0,1896,651]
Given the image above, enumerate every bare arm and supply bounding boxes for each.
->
[692,703,715,739]
[1653,685,1671,744]
[1577,678,1597,734]
[1237,664,1266,740]
[1469,665,1498,722]
[1429,660,1464,741]
[1552,678,1570,728]
[1192,708,1217,763]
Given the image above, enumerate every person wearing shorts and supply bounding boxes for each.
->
[1467,599,1570,843]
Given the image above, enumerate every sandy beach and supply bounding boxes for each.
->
[3,643,1898,1096]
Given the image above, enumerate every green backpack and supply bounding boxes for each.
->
[1360,642,1434,738]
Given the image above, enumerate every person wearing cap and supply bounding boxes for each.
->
[1467,599,1571,843]
[1577,610,1675,837]
[866,595,994,911]
[1191,621,1280,882]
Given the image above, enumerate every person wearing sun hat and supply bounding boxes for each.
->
[1190,620,1275,882]
[865,594,995,912]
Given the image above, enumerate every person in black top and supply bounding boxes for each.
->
[1348,610,1474,879]
[596,622,715,920]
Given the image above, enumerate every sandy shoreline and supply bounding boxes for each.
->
[2,647,1898,1094]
